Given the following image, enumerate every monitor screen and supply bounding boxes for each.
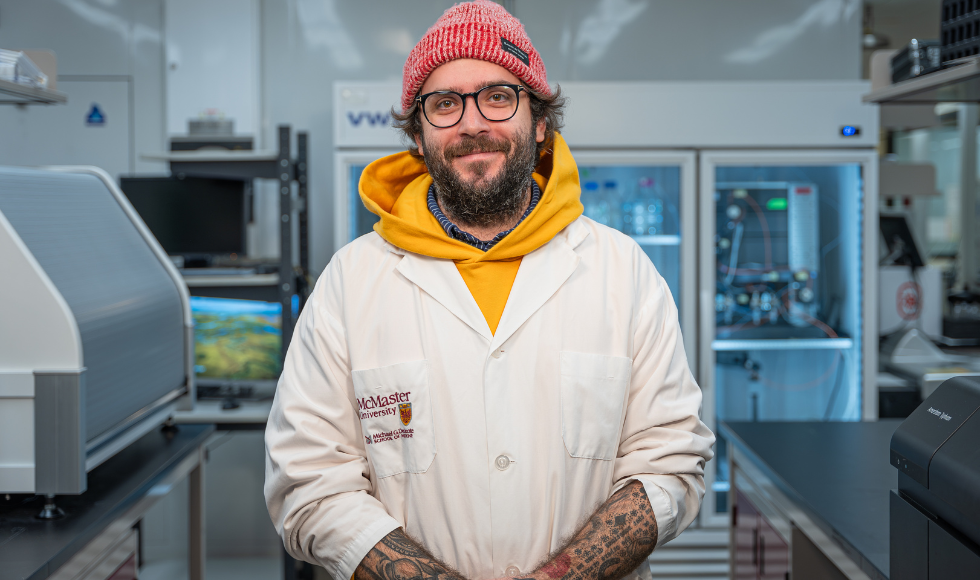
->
[880,214,924,268]
[120,176,246,256]
[191,296,282,382]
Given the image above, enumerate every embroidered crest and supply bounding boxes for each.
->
[365,435,372,445]
[399,403,413,426]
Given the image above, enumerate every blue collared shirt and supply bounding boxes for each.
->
[426,181,541,252]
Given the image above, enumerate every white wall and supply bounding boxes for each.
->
[164,0,260,137]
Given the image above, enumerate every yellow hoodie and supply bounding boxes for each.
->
[359,133,583,334]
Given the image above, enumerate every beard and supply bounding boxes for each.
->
[421,125,538,230]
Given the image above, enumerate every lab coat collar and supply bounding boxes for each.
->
[389,218,591,348]
[393,247,494,341]
[489,221,586,351]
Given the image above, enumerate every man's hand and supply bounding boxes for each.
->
[356,480,656,580]
[520,480,658,580]
[355,528,466,580]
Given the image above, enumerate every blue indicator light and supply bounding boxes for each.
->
[841,125,860,137]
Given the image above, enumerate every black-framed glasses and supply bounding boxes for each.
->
[416,84,526,128]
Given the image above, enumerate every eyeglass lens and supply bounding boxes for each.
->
[423,85,520,128]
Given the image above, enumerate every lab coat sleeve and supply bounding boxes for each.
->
[613,250,716,548]
[265,263,400,579]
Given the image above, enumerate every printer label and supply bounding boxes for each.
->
[927,407,952,421]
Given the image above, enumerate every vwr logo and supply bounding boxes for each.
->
[347,111,391,127]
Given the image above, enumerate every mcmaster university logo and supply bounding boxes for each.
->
[399,403,413,426]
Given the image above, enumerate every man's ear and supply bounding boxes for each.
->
[415,133,425,156]
[535,117,546,143]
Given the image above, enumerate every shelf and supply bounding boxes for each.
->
[712,338,854,351]
[141,149,284,180]
[0,78,66,105]
[173,399,272,425]
[630,234,680,246]
[863,58,980,104]
[182,273,279,287]
[142,150,279,163]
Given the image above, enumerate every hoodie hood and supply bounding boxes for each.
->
[359,133,583,263]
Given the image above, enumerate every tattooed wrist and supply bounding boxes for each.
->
[355,528,466,580]
[531,480,658,580]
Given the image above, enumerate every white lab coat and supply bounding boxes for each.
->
[265,216,715,580]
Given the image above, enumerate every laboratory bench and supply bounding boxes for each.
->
[721,420,901,580]
[0,423,213,580]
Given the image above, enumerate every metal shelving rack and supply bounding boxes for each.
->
[143,125,310,356]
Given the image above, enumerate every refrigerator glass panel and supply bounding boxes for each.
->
[350,164,379,241]
[578,164,682,305]
[710,163,864,511]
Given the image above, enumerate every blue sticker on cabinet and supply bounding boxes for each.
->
[86,104,105,126]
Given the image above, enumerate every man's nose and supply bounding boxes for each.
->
[457,95,491,136]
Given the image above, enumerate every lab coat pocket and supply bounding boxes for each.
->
[352,359,436,478]
[560,352,632,460]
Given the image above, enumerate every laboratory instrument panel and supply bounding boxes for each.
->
[714,182,826,340]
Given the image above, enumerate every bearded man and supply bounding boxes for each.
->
[265,3,714,580]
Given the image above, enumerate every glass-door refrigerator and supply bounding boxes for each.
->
[573,151,697,361]
[698,150,878,524]
[335,149,398,245]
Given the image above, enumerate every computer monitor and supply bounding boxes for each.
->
[119,176,246,259]
[191,296,282,386]
[880,213,925,268]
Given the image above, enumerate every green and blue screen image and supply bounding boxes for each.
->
[191,296,282,380]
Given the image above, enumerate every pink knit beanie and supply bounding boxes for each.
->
[401,0,550,112]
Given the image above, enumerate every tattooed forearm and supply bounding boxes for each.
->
[527,480,658,580]
[355,528,466,580]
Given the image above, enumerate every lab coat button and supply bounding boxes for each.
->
[491,349,503,359]
[505,566,521,576]
[494,455,511,470]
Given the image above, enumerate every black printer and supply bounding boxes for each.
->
[890,376,980,579]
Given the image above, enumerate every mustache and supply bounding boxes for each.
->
[442,135,512,160]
